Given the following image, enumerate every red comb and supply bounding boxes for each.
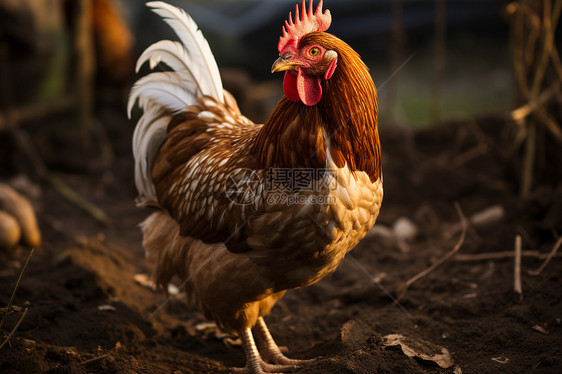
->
[278,0,332,54]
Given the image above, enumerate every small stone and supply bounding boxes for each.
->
[393,217,418,242]
[98,304,117,312]
[470,205,505,229]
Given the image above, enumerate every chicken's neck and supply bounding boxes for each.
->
[319,49,381,183]
[253,54,381,182]
[252,99,327,171]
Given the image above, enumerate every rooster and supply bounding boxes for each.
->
[129,1,382,373]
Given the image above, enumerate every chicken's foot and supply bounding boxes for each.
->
[253,317,316,367]
[231,327,299,374]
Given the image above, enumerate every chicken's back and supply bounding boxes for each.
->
[149,92,265,250]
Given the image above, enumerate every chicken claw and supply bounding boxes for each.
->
[253,317,316,367]
[231,325,305,374]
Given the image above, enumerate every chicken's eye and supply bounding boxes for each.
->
[309,47,320,57]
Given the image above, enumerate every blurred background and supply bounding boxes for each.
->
[0,0,514,126]
[132,0,512,126]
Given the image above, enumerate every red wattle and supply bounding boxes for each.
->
[296,69,322,106]
[283,69,323,106]
[283,71,300,102]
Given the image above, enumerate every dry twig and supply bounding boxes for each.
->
[535,105,562,139]
[514,235,523,298]
[0,305,24,315]
[509,0,562,196]
[397,202,467,300]
[0,97,76,130]
[0,248,34,350]
[47,175,110,225]
[528,236,562,275]
[549,41,562,83]
[509,2,530,97]
[0,248,34,330]
[511,81,561,124]
[0,308,28,350]
[454,143,489,167]
[453,120,493,167]
[78,344,129,367]
[79,353,110,366]
[521,122,536,197]
[454,250,555,261]
[529,0,557,100]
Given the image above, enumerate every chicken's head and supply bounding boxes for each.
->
[271,0,337,106]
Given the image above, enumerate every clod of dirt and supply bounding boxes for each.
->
[340,319,377,350]
[382,333,455,369]
[0,183,41,248]
[0,210,21,249]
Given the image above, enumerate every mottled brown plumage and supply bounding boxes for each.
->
[131,2,382,372]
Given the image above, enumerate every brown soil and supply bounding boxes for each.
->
[1,103,561,374]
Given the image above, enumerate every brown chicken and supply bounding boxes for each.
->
[129,1,382,373]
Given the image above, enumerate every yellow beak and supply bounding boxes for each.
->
[271,56,299,73]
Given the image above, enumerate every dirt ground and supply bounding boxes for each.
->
[1,97,561,374]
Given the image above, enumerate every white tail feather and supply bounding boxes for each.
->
[135,40,219,100]
[128,72,198,117]
[129,2,225,205]
[132,102,170,206]
[146,1,223,101]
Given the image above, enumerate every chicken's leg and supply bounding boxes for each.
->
[231,328,299,374]
[252,317,315,367]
